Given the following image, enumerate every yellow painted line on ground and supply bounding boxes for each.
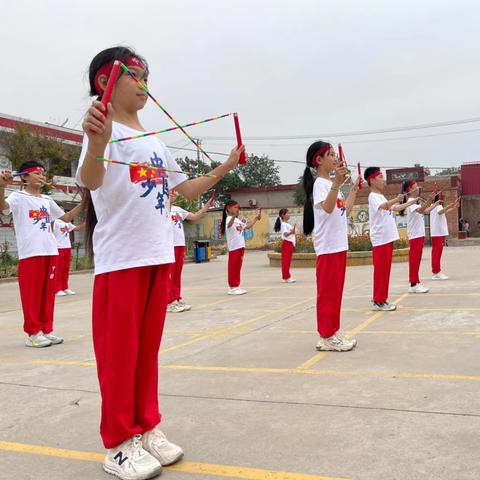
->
[397,307,480,312]
[0,441,348,480]
[358,330,480,336]
[296,293,408,370]
[31,360,480,382]
[160,296,313,354]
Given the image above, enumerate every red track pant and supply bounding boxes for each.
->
[18,255,58,335]
[431,236,445,274]
[281,240,294,280]
[228,248,245,288]
[316,251,347,338]
[92,264,170,449]
[56,247,72,292]
[169,246,186,303]
[409,236,424,284]
[372,242,394,303]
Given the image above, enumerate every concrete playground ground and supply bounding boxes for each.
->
[1,246,479,480]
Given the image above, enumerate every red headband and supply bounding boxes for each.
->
[94,56,146,95]
[311,145,332,168]
[22,166,45,174]
[366,171,382,183]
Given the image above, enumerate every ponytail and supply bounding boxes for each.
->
[302,141,330,235]
[83,190,97,264]
[274,208,288,232]
[221,200,237,236]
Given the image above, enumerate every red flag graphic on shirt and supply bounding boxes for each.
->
[129,163,166,184]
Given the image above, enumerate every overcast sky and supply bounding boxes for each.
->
[2,0,480,183]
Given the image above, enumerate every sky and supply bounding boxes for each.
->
[1,0,480,183]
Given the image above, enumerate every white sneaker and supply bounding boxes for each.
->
[25,332,52,348]
[335,332,357,347]
[282,278,297,283]
[176,300,191,311]
[432,272,449,280]
[64,289,76,295]
[408,284,429,294]
[167,302,185,313]
[55,291,67,297]
[372,302,397,311]
[142,425,184,466]
[43,332,64,345]
[103,434,162,480]
[228,287,247,295]
[316,334,354,352]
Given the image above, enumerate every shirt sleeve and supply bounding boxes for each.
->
[369,194,384,211]
[3,193,19,215]
[67,222,76,232]
[313,181,331,209]
[164,146,188,190]
[179,208,190,221]
[75,135,110,187]
[49,200,65,221]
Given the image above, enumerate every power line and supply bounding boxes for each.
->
[199,116,480,140]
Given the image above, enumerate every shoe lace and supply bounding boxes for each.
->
[128,435,144,462]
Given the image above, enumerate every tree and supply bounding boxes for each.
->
[0,126,80,176]
[436,167,460,176]
[238,154,281,188]
[175,153,281,206]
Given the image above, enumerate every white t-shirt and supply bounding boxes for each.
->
[226,216,246,251]
[53,219,76,249]
[312,177,348,255]
[171,206,190,247]
[406,204,425,240]
[280,221,296,246]
[76,122,187,275]
[3,191,64,260]
[430,205,449,237]
[368,192,400,247]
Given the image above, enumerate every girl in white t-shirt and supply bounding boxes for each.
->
[167,189,214,313]
[53,218,84,296]
[400,179,438,294]
[221,200,260,295]
[77,46,245,479]
[303,141,360,352]
[430,194,458,280]
[0,161,83,348]
[364,167,417,311]
[273,208,296,283]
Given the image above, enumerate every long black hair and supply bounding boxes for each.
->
[83,46,148,262]
[399,178,416,216]
[274,208,288,232]
[221,200,238,236]
[303,141,330,235]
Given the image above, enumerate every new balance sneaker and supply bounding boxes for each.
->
[176,300,191,311]
[228,287,247,295]
[408,283,429,294]
[64,289,76,295]
[316,334,355,352]
[372,302,397,312]
[55,291,67,297]
[25,332,52,348]
[142,425,184,466]
[335,331,357,347]
[103,434,162,480]
[43,332,64,345]
[432,272,449,280]
[282,278,297,283]
[167,302,185,313]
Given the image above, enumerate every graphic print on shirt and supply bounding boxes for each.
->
[29,205,51,231]
[171,213,183,230]
[336,198,346,216]
[129,151,169,214]
[60,226,70,237]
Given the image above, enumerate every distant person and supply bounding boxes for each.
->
[273,208,296,283]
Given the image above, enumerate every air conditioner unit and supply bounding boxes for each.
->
[248,198,257,207]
